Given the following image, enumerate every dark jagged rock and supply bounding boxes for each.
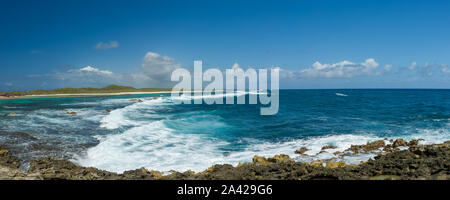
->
[383,144,397,153]
[407,139,423,147]
[294,147,309,154]
[0,149,20,169]
[129,99,143,103]
[356,143,450,180]
[321,145,337,150]
[347,140,385,153]
[392,138,408,148]
[122,167,163,180]
[14,132,38,141]
[0,131,37,143]
[65,111,77,116]
[0,142,449,180]
[267,154,293,163]
[28,158,121,180]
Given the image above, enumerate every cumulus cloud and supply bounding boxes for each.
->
[94,41,119,50]
[27,52,180,88]
[41,65,120,88]
[28,65,116,80]
[290,58,380,79]
[407,62,437,77]
[79,66,114,76]
[141,52,180,82]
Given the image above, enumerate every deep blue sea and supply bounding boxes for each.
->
[1,89,449,172]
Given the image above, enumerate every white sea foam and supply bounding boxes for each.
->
[76,131,378,173]
[336,93,348,97]
[76,125,450,173]
[76,120,230,173]
[100,92,258,130]
[2,106,18,109]
[399,128,450,145]
[27,109,73,124]
[74,92,450,173]
[224,134,383,165]
[99,98,166,129]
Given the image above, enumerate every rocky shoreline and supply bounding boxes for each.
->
[0,139,449,180]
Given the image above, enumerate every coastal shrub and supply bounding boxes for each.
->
[1,85,170,96]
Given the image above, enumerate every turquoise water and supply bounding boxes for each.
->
[1,89,450,172]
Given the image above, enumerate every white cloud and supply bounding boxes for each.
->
[94,41,119,50]
[47,65,119,88]
[4,82,13,87]
[442,64,450,74]
[79,66,114,76]
[27,52,180,88]
[293,58,380,78]
[384,64,393,72]
[408,62,417,70]
[141,52,180,82]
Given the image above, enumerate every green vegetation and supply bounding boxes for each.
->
[0,91,27,97]
[0,85,170,97]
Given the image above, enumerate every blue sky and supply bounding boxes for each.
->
[1,0,450,90]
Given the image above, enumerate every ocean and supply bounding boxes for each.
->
[1,89,449,173]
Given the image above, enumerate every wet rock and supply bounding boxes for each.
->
[325,161,346,169]
[267,154,293,163]
[392,138,407,148]
[252,154,293,165]
[317,150,328,154]
[321,145,337,150]
[407,139,423,147]
[1,142,449,180]
[105,109,112,113]
[65,111,77,116]
[294,147,309,155]
[14,132,37,141]
[0,166,42,180]
[309,160,323,167]
[129,99,143,103]
[347,140,385,153]
[252,155,269,165]
[0,149,20,169]
[0,131,37,142]
[122,167,163,180]
[28,158,121,180]
[383,144,396,153]
[7,113,16,117]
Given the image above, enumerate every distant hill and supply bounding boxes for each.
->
[0,85,170,97]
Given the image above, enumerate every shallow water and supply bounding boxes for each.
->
[0,89,449,173]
